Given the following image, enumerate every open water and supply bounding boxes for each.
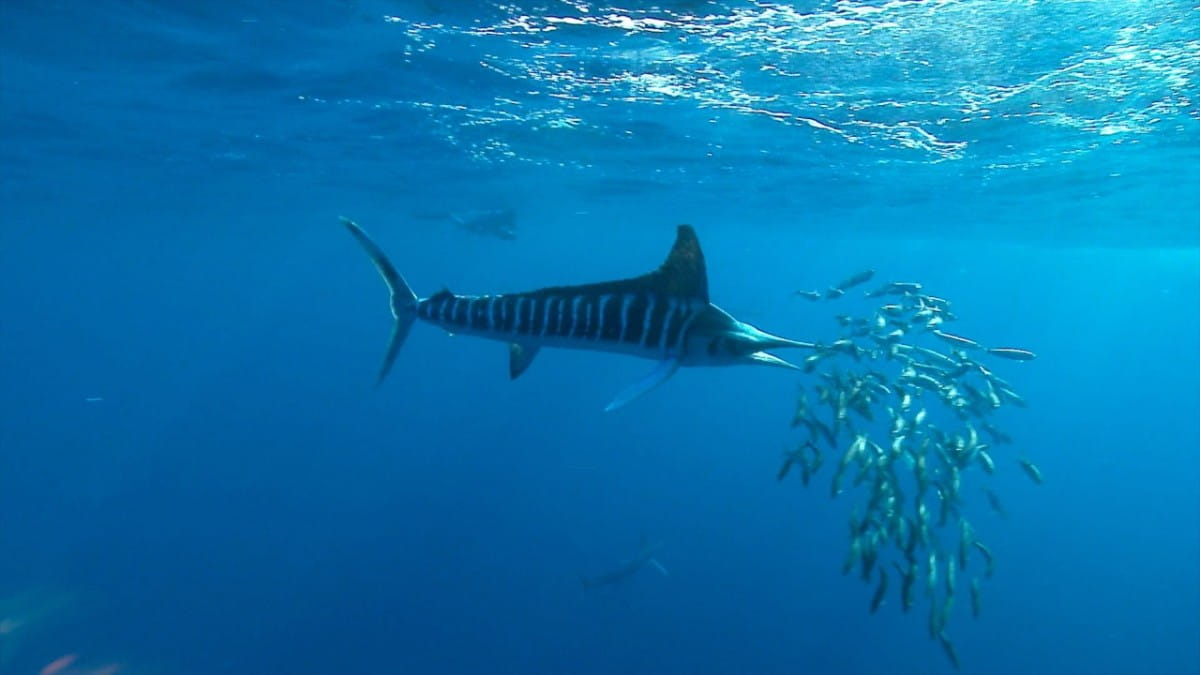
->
[1,2,1198,674]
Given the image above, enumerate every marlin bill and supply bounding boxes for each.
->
[341,219,815,410]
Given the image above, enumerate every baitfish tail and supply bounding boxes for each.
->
[342,218,419,385]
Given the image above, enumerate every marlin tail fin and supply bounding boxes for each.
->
[342,218,419,385]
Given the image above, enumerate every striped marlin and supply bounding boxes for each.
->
[342,218,815,410]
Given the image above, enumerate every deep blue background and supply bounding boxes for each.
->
[2,2,1198,674]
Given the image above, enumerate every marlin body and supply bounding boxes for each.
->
[342,218,814,410]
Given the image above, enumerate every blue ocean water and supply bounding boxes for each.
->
[2,1,1198,674]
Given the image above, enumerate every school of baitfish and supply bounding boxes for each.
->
[783,270,1040,671]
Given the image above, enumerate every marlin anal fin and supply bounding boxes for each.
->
[509,343,540,379]
[604,359,680,412]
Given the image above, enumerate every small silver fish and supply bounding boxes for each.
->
[1018,458,1044,484]
[958,520,972,570]
[987,346,1037,361]
[983,488,1008,519]
[972,539,995,578]
[932,330,980,349]
[945,552,957,597]
[895,561,916,612]
[776,449,802,481]
[976,449,995,474]
[997,385,1029,408]
[938,630,961,671]
[866,281,922,298]
[842,537,861,575]
[836,269,876,292]
[982,421,1012,445]
[831,466,845,498]
[970,577,982,619]
[869,567,889,613]
[890,281,923,294]
[920,294,950,308]
[910,374,944,393]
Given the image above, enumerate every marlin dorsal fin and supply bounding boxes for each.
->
[652,225,708,302]
[511,225,709,303]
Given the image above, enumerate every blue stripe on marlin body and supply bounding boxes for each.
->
[340,218,816,410]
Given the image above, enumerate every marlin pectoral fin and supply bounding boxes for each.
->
[509,343,540,379]
[649,558,670,577]
[604,359,680,412]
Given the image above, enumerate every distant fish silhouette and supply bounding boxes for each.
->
[40,654,78,675]
[581,537,669,588]
[450,208,517,241]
